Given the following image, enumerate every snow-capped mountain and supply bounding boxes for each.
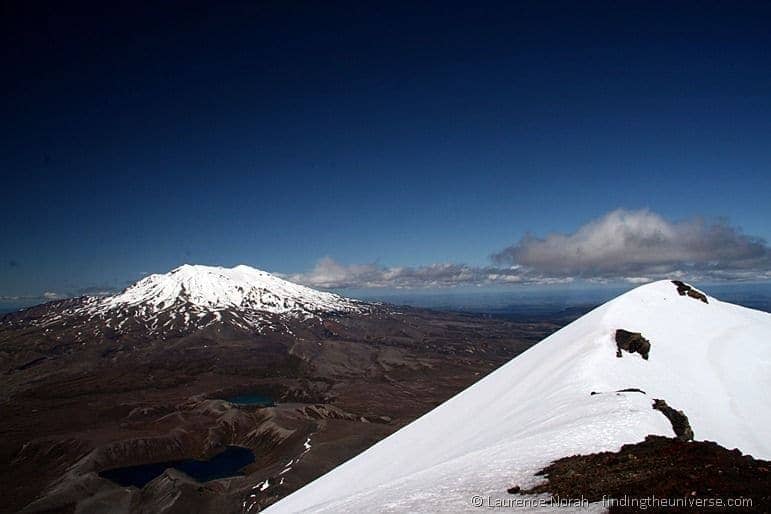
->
[102,264,365,315]
[266,280,771,513]
[2,265,370,338]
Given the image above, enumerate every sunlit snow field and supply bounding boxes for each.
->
[267,281,771,513]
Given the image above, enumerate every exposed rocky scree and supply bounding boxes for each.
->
[591,388,646,395]
[515,435,770,513]
[615,329,651,360]
[672,280,709,304]
[653,399,694,442]
[588,392,693,441]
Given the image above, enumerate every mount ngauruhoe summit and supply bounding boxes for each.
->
[1,272,769,513]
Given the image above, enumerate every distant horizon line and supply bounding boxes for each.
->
[3,278,771,315]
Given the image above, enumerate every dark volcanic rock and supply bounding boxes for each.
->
[686,289,708,303]
[653,399,694,441]
[591,388,647,396]
[672,280,708,304]
[520,435,770,513]
[615,329,651,360]
[617,387,646,394]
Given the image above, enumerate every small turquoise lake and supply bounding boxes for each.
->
[225,393,275,406]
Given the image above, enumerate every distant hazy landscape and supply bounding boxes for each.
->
[4,281,770,317]
[339,282,771,315]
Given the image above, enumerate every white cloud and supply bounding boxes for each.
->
[291,210,771,289]
[289,258,576,289]
[493,209,771,280]
[289,258,499,289]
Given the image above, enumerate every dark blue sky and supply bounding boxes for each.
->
[2,1,771,299]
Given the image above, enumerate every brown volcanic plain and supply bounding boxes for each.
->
[0,298,568,513]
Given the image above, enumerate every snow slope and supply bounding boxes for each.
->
[266,280,771,513]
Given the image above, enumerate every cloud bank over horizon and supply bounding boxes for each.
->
[0,287,118,305]
[6,209,770,301]
[291,209,771,289]
[287,258,574,289]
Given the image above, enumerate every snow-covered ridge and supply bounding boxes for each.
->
[266,280,771,513]
[101,264,364,315]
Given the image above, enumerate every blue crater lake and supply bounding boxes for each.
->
[99,446,255,488]
[225,393,275,406]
